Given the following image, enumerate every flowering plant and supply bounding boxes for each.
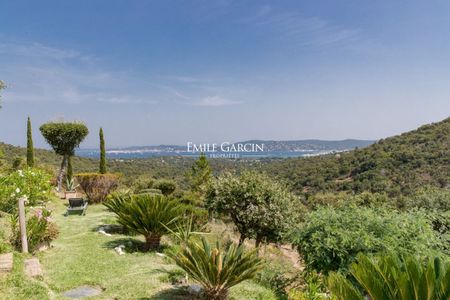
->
[0,168,52,213]
[10,207,59,252]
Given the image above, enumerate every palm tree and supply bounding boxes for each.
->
[169,238,263,300]
[328,253,450,300]
[104,193,183,251]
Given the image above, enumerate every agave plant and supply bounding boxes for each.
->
[169,238,263,300]
[328,253,450,300]
[65,177,79,192]
[104,193,183,251]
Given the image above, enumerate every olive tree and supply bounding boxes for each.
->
[206,171,303,248]
[40,122,88,191]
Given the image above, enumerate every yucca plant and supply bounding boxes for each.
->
[169,238,263,300]
[328,253,450,300]
[104,193,183,251]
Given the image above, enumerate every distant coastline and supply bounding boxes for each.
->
[76,139,375,159]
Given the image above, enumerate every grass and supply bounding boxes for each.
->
[0,199,278,299]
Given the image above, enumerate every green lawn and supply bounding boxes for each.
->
[0,200,277,299]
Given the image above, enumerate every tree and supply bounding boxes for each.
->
[206,171,303,248]
[328,253,450,300]
[26,116,34,167]
[104,193,183,251]
[39,122,88,191]
[190,153,212,194]
[99,127,106,174]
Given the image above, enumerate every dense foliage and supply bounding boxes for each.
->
[104,193,183,250]
[207,171,304,246]
[0,168,52,213]
[265,117,450,197]
[10,208,59,253]
[291,205,443,273]
[169,238,263,300]
[76,173,119,203]
[328,253,450,300]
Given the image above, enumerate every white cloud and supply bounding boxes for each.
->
[242,8,360,48]
[193,95,241,107]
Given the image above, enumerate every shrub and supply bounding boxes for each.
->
[0,168,52,213]
[10,208,59,253]
[291,206,443,273]
[136,188,162,195]
[206,171,304,246]
[328,253,450,300]
[76,173,119,203]
[153,179,177,196]
[169,238,263,300]
[405,186,450,211]
[104,193,183,251]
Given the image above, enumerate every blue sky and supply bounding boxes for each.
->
[1,1,449,148]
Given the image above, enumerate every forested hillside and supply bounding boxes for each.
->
[263,117,450,196]
[1,117,449,196]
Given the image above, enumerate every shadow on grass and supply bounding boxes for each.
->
[145,286,198,300]
[102,238,171,253]
[91,224,130,235]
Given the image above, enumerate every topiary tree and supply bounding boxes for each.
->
[76,173,119,203]
[26,116,34,167]
[206,171,303,248]
[39,122,88,191]
[99,127,106,174]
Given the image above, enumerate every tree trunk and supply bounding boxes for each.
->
[57,155,68,192]
[144,234,161,251]
[238,234,246,246]
[255,235,263,256]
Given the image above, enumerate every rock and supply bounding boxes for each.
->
[24,258,43,277]
[97,229,112,237]
[0,253,13,274]
[188,284,202,294]
[155,252,165,257]
[114,245,125,255]
[63,286,102,298]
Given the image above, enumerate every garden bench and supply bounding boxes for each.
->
[65,198,88,216]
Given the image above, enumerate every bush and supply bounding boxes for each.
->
[168,238,263,300]
[405,186,450,211]
[104,193,183,251]
[76,173,119,203]
[291,206,443,273]
[0,168,52,213]
[206,171,305,246]
[153,179,177,196]
[10,208,59,253]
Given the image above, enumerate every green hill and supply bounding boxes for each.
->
[1,117,449,196]
[263,117,450,196]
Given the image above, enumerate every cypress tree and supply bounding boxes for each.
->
[99,127,107,174]
[26,116,34,167]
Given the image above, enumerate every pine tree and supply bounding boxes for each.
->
[26,116,34,167]
[99,127,107,174]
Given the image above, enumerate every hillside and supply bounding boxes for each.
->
[1,117,449,196]
[262,117,450,196]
